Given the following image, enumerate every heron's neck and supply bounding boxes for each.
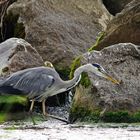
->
[64,65,88,90]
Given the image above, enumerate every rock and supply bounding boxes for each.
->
[89,43,140,111]
[0,38,44,76]
[96,0,140,50]
[0,0,19,42]
[7,0,112,68]
[87,43,140,112]
[70,43,140,122]
[103,0,133,15]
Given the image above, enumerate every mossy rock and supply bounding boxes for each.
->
[69,56,91,88]
[0,95,27,112]
[70,107,140,123]
[0,95,27,104]
[102,111,140,123]
[69,85,101,123]
[69,56,82,79]
[0,95,28,122]
[68,32,105,88]
[69,106,100,123]
[69,86,140,123]
[88,32,105,52]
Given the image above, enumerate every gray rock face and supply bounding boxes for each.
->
[96,0,140,50]
[83,43,140,113]
[0,38,44,75]
[7,0,111,68]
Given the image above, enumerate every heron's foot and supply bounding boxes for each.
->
[28,110,33,115]
[41,112,49,120]
[43,112,48,116]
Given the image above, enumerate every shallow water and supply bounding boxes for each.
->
[0,119,140,140]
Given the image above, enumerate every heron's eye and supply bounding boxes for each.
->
[92,63,105,72]
[92,63,100,68]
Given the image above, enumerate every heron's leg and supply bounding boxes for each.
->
[29,99,35,112]
[28,99,36,125]
[42,99,47,116]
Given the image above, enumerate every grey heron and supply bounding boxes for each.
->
[30,61,55,114]
[0,63,119,116]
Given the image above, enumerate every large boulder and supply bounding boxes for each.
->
[0,38,44,120]
[7,0,112,68]
[70,43,140,122]
[0,38,44,76]
[96,0,140,50]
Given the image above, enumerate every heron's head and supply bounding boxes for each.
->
[44,61,54,68]
[89,63,120,84]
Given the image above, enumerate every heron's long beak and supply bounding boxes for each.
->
[105,75,120,84]
[98,70,120,84]
[103,71,120,84]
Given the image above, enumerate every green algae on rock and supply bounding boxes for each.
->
[69,56,91,88]
[69,85,101,123]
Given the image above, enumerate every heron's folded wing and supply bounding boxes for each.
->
[2,70,55,96]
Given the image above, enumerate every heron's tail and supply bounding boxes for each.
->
[0,77,27,96]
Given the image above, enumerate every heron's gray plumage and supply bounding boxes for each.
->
[0,67,61,100]
[0,63,119,102]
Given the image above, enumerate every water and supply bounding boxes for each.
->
[0,119,140,140]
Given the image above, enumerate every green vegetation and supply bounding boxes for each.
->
[0,95,27,105]
[103,111,140,123]
[88,32,104,52]
[69,85,101,123]
[69,56,82,79]
[69,32,105,88]
[69,106,100,123]
[69,85,140,123]
[0,95,27,122]
[80,72,91,88]
[0,113,7,123]
[70,107,140,123]
[69,56,91,88]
